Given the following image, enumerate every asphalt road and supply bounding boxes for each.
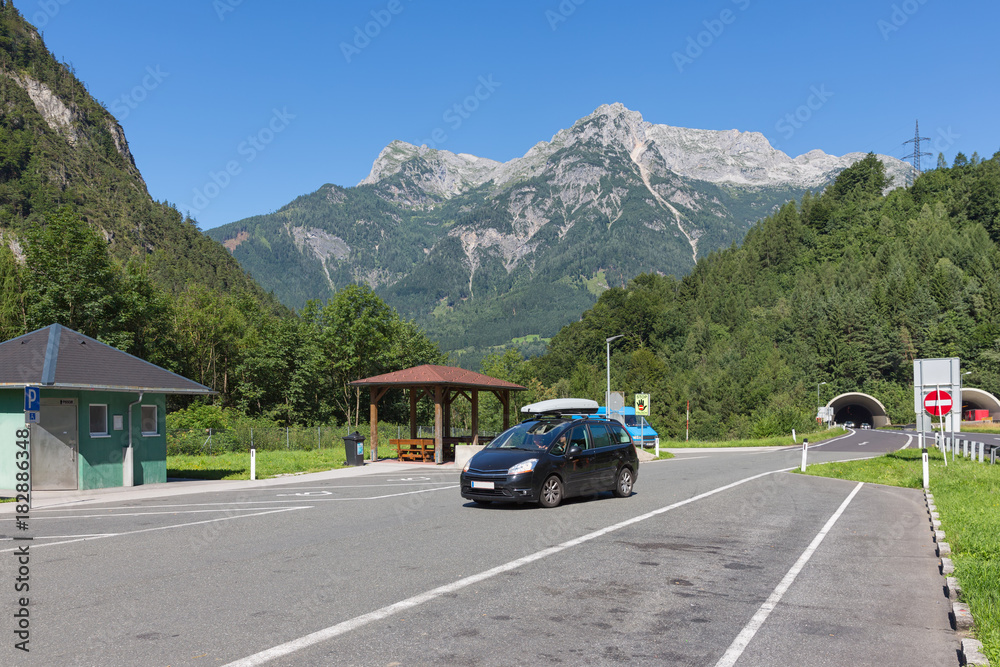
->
[2,429,956,666]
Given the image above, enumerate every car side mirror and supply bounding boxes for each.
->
[566,445,582,459]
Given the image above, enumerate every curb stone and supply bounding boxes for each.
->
[962,638,989,666]
[926,492,987,666]
[954,603,975,631]
[947,577,962,602]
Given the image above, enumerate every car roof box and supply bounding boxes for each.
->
[521,398,600,416]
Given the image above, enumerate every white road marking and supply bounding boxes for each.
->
[858,441,869,447]
[221,467,796,667]
[714,482,864,667]
[29,485,459,513]
[26,507,292,520]
[0,506,310,553]
[900,435,914,449]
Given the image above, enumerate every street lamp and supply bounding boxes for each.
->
[606,334,624,410]
[817,382,827,407]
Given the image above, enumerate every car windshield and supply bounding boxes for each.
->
[486,421,563,451]
[623,415,650,429]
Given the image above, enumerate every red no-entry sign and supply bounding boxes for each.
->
[924,390,953,416]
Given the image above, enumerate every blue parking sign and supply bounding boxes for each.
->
[25,386,40,412]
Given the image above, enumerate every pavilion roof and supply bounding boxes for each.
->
[350,364,524,391]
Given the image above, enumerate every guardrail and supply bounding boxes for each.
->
[934,433,999,464]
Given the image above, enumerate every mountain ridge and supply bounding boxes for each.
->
[209,103,915,367]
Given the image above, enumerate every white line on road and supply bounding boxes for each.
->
[28,486,459,513]
[221,467,796,667]
[0,506,311,553]
[714,482,864,667]
[901,435,914,449]
[858,441,869,446]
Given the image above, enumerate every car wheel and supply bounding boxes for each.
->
[613,467,634,498]
[539,475,563,508]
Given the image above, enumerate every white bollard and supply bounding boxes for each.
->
[792,429,797,443]
[979,442,985,464]
[250,448,256,481]
[922,449,929,489]
[655,437,659,458]
[801,438,808,472]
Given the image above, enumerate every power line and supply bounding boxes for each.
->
[902,120,932,174]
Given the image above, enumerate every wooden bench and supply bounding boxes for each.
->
[390,438,445,463]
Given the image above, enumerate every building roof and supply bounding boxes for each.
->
[0,324,214,395]
[350,364,525,391]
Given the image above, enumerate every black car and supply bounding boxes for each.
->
[460,400,639,508]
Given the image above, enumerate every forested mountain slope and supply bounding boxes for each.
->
[0,3,446,425]
[209,104,914,368]
[527,153,1000,440]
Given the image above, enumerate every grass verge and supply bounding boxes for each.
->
[799,446,1000,664]
[167,441,400,481]
[661,428,847,449]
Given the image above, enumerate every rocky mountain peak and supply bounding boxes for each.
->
[360,104,914,199]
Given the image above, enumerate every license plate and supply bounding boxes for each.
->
[471,480,495,490]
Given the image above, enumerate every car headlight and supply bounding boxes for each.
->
[508,459,538,476]
[463,458,472,473]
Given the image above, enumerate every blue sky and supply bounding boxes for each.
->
[24,0,1000,230]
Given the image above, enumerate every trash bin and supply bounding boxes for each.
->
[342,431,365,466]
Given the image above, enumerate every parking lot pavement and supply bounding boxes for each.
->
[0,460,439,512]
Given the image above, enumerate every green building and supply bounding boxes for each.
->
[0,324,212,492]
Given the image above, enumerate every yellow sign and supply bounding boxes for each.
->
[635,393,650,416]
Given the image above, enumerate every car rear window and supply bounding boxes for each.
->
[607,421,632,444]
[588,422,612,449]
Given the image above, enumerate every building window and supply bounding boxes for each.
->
[90,404,109,437]
[141,405,158,436]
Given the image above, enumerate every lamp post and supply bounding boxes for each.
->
[817,382,827,425]
[606,334,624,411]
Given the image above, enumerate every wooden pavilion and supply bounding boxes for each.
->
[350,364,525,464]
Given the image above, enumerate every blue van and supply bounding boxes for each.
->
[597,407,658,447]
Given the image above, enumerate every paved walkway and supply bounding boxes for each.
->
[1,459,455,512]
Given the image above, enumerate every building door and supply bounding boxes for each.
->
[33,400,78,490]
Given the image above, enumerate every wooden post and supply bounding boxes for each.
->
[500,389,510,431]
[369,388,379,461]
[443,389,452,441]
[471,389,479,443]
[434,385,444,464]
[409,388,418,439]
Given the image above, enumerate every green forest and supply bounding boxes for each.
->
[508,152,1000,440]
[3,3,1000,441]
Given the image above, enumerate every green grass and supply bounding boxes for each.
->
[798,447,928,488]
[662,428,847,449]
[167,439,401,480]
[957,424,1000,434]
[800,446,1000,664]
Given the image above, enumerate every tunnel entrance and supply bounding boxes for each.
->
[834,405,874,426]
[827,392,890,427]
